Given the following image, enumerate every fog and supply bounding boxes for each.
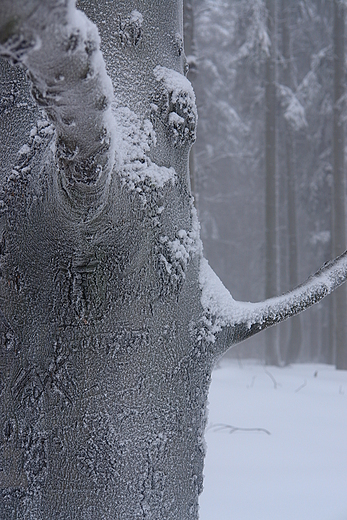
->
[188,0,346,367]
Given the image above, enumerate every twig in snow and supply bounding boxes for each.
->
[247,375,256,388]
[207,423,271,435]
[295,379,307,393]
[264,368,279,389]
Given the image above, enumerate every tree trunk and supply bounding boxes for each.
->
[183,0,198,203]
[0,2,210,518]
[332,0,347,369]
[2,2,347,519]
[265,0,279,365]
[281,0,302,364]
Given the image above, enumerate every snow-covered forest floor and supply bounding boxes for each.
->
[200,358,347,520]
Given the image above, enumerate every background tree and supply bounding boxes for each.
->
[183,0,198,201]
[292,0,334,363]
[332,0,347,369]
[264,0,279,365]
[1,1,347,519]
[279,0,302,364]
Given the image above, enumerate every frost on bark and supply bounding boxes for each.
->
[1,1,347,519]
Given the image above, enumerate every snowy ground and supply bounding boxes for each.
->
[200,360,347,520]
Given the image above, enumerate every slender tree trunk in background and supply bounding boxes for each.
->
[184,0,198,204]
[265,0,279,365]
[332,0,347,369]
[281,0,302,365]
[327,294,335,364]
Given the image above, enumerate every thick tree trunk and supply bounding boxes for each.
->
[264,0,279,365]
[332,0,347,370]
[0,2,210,518]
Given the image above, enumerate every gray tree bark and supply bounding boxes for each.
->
[332,0,347,370]
[1,1,347,519]
[183,0,197,202]
[265,0,279,365]
[281,0,302,365]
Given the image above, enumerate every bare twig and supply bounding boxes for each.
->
[264,368,279,389]
[247,375,256,388]
[295,379,307,393]
[207,423,271,435]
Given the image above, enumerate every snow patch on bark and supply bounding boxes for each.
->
[1,114,54,223]
[153,66,196,106]
[160,229,196,273]
[199,258,236,319]
[114,106,176,192]
[119,9,143,47]
[198,258,243,342]
[157,202,202,295]
[163,203,202,267]
[153,66,197,146]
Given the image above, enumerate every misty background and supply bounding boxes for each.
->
[184,0,347,367]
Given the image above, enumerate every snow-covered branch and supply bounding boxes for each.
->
[277,84,308,131]
[199,250,347,351]
[0,0,115,186]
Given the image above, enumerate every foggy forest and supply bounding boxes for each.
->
[189,0,347,367]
